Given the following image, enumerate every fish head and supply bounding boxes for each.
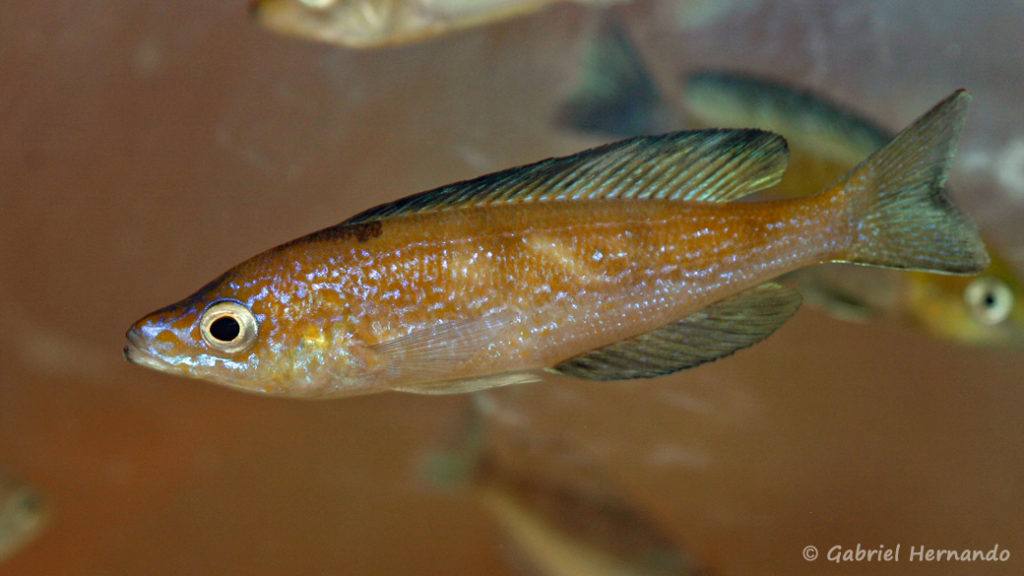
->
[250,0,398,48]
[125,269,366,398]
[904,252,1024,347]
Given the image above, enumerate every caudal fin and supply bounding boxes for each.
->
[838,90,989,274]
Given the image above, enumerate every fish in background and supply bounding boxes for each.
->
[556,19,1024,347]
[554,15,682,138]
[251,0,627,48]
[126,87,987,397]
[0,466,49,563]
[421,400,713,576]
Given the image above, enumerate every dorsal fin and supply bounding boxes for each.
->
[553,15,680,138]
[344,129,789,225]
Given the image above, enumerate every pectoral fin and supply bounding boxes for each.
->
[392,372,541,395]
[373,311,542,394]
[550,283,802,381]
[372,311,519,382]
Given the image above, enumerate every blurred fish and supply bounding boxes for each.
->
[423,402,711,576]
[251,0,625,48]
[125,90,988,398]
[0,467,49,563]
[665,0,759,30]
[554,16,683,137]
[557,24,1023,346]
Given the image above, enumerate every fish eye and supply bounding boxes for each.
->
[964,276,1014,326]
[200,300,259,354]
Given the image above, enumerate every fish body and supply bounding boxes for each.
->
[251,0,623,48]
[126,91,987,397]
[684,72,890,169]
[556,24,1023,346]
[0,467,49,563]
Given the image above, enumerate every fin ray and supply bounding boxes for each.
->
[372,311,518,382]
[345,129,789,226]
[836,90,990,274]
[550,283,802,381]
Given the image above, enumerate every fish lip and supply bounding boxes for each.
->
[123,342,167,371]
[123,327,173,372]
[125,325,145,349]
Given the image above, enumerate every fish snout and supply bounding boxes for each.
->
[125,323,145,349]
[123,324,172,372]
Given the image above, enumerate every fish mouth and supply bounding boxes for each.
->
[123,327,173,373]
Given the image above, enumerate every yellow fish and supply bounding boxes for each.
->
[556,21,1023,347]
[125,90,988,398]
[0,466,49,563]
[251,0,623,48]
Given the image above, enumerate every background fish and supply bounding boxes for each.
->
[0,466,49,563]
[554,15,682,137]
[557,20,1024,347]
[251,0,626,48]
[422,399,712,576]
[126,89,987,397]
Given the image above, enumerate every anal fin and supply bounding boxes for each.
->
[550,283,802,381]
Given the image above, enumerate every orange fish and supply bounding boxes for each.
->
[125,91,988,398]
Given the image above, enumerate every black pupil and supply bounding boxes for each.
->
[983,291,997,309]
[210,316,241,342]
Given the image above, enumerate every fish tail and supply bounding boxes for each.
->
[836,90,989,274]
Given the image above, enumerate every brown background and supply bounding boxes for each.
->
[1,1,1021,574]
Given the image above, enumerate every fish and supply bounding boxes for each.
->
[125,89,989,398]
[556,23,1024,346]
[475,467,709,576]
[251,0,625,49]
[552,16,685,139]
[553,15,683,138]
[422,401,712,576]
[0,466,49,563]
